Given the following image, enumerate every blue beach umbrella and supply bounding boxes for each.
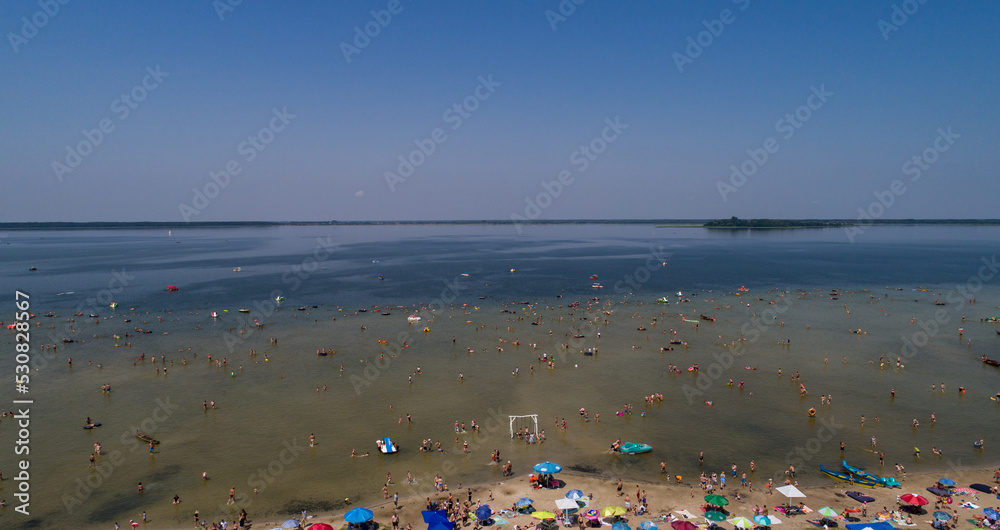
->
[428,521,455,530]
[476,505,493,521]
[984,508,1000,521]
[753,515,772,526]
[423,510,449,524]
[938,478,956,487]
[345,507,375,523]
[534,461,563,474]
[516,497,535,508]
[282,520,301,528]
[640,521,659,530]
[566,489,585,500]
[612,522,631,530]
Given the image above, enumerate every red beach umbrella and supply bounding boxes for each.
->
[900,493,929,506]
[308,525,335,530]
[671,521,698,530]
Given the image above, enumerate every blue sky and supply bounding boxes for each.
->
[3,1,998,222]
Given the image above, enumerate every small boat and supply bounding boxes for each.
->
[617,442,652,454]
[376,436,398,454]
[820,465,877,488]
[592,283,603,289]
[655,297,669,304]
[699,315,716,322]
[233,267,241,272]
[238,309,250,313]
[590,275,599,280]
[136,430,160,444]
[358,309,367,312]
[381,312,391,316]
[28,266,37,271]
[89,314,99,318]
[842,460,901,487]
[211,312,219,318]
[166,285,179,291]
[407,315,422,323]
[983,357,1000,367]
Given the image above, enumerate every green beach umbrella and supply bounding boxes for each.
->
[818,507,838,518]
[705,494,729,507]
[729,517,754,529]
[705,511,727,522]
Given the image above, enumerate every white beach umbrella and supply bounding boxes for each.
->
[775,485,805,499]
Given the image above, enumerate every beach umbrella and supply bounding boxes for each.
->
[282,520,301,529]
[566,489,585,499]
[422,510,449,524]
[345,507,375,523]
[933,511,952,521]
[308,525,335,530]
[612,523,631,530]
[516,498,535,508]
[476,505,493,521]
[899,493,929,506]
[555,498,580,511]
[775,485,805,499]
[640,521,659,530]
[729,517,754,529]
[534,461,563,474]
[845,523,895,530]
[601,506,627,517]
[937,478,956,487]
[428,521,455,530]
[704,511,727,522]
[818,507,839,518]
[672,521,698,530]
[984,508,1000,521]
[705,494,729,507]
[753,515,772,526]
[530,511,558,520]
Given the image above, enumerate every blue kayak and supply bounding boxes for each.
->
[842,460,901,488]
[618,442,652,454]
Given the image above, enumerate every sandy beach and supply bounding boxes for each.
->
[251,468,1000,530]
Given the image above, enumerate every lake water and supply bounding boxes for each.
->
[1,224,999,528]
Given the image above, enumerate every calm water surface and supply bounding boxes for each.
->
[1,224,999,528]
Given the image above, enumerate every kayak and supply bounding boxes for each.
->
[842,460,902,487]
[136,430,160,444]
[618,442,653,454]
[820,465,877,488]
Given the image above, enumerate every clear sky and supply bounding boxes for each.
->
[3,1,998,222]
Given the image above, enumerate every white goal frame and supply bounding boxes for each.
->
[509,414,539,438]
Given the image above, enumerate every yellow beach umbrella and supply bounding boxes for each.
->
[531,511,558,520]
[601,506,627,517]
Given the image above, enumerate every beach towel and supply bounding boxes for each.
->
[675,510,696,519]
[959,502,980,509]
[492,517,510,526]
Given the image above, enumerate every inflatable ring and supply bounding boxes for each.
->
[946,496,953,504]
